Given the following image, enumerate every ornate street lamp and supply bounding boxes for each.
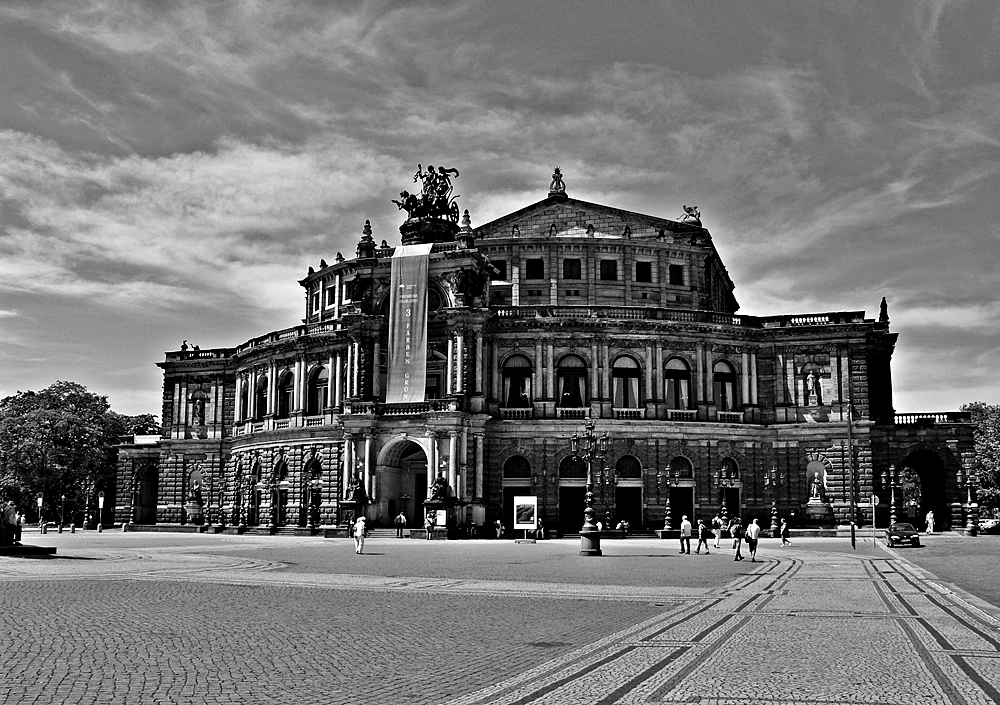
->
[889,465,900,525]
[570,416,608,557]
[715,467,736,523]
[657,468,678,530]
[965,471,979,535]
[307,479,323,530]
[59,494,66,533]
[763,466,783,537]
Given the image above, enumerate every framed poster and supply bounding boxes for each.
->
[513,495,538,530]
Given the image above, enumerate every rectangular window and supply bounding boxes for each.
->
[600,260,618,281]
[635,261,652,283]
[563,258,582,279]
[525,258,544,280]
[492,260,508,281]
[525,289,543,297]
[325,288,335,306]
[311,292,320,313]
[564,289,581,297]
[669,264,684,286]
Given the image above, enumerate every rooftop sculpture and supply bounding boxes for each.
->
[392,164,461,223]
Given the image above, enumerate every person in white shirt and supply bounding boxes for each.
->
[353,516,367,554]
[679,515,692,554]
[744,518,762,562]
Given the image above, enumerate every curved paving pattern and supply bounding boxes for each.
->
[1,537,998,704]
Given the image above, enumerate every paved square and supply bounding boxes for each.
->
[2,533,998,704]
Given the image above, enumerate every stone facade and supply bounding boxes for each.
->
[115,172,979,536]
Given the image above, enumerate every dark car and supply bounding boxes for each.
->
[886,523,921,548]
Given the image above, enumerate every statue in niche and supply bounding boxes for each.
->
[809,472,827,502]
[191,397,206,426]
[347,473,368,504]
[429,475,450,502]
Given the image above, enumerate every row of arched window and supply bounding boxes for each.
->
[502,454,741,479]
[502,354,739,411]
[238,367,330,421]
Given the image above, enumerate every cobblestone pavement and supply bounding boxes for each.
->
[1,533,998,704]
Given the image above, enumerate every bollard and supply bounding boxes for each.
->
[70,524,76,534]
[97,524,103,533]
[41,524,46,535]
[59,524,63,534]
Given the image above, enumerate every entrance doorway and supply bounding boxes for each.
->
[667,487,694,529]
[135,461,158,524]
[559,486,586,536]
[376,439,428,528]
[614,486,643,529]
[896,450,949,530]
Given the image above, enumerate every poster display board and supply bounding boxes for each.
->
[513,495,538,530]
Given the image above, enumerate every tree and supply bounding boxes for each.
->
[962,401,1000,516]
[0,381,159,523]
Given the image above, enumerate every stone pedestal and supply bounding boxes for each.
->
[803,500,835,527]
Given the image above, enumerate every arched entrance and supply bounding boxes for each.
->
[897,449,949,530]
[558,455,587,535]
[376,439,428,528]
[614,455,643,529]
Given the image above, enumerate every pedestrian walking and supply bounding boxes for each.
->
[780,519,791,546]
[729,518,744,561]
[494,518,504,539]
[925,510,935,534]
[394,511,407,538]
[1,500,17,547]
[745,518,762,562]
[353,516,367,554]
[695,520,711,554]
[679,515,692,554]
[426,512,437,540]
[711,513,723,549]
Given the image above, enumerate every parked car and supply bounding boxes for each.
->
[978,518,1000,534]
[886,522,921,548]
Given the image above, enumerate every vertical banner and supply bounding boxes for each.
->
[386,243,433,403]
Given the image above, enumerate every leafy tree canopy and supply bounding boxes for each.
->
[0,381,159,519]
[961,401,1000,516]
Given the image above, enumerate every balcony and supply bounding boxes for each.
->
[894,412,972,426]
[343,399,463,416]
[500,407,533,420]
[717,411,743,423]
[613,408,645,420]
[667,409,697,422]
[557,407,589,420]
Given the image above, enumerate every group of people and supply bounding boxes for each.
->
[2,500,23,547]
[677,513,791,562]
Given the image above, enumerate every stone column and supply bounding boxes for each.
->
[448,432,459,498]
[446,337,454,394]
[474,332,483,395]
[353,341,361,398]
[334,351,343,407]
[342,434,355,499]
[750,350,758,405]
[741,349,750,406]
[372,342,381,399]
[456,333,465,392]
[474,433,485,501]
[426,432,438,494]
[333,273,341,319]
[365,433,375,500]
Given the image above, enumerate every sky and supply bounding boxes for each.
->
[1,0,998,417]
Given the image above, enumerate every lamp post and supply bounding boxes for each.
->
[83,476,94,530]
[36,493,43,533]
[715,467,735,524]
[97,491,105,532]
[307,479,323,530]
[570,416,608,557]
[59,494,66,533]
[965,471,979,535]
[889,465,899,525]
[657,468,678,530]
[763,466,782,537]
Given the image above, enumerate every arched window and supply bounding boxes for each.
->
[713,360,738,411]
[559,455,587,479]
[189,390,208,426]
[721,457,740,480]
[664,358,691,410]
[254,375,268,420]
[503,455,531,479]
[502,355,533,408]
[612,356,641,409]
[276,370,294,419]
[669,456,693,479]
[307,366,329,415]
[557,354,588,408]
[616,455,642,479]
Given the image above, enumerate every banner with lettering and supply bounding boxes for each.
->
[386,243,433,403]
